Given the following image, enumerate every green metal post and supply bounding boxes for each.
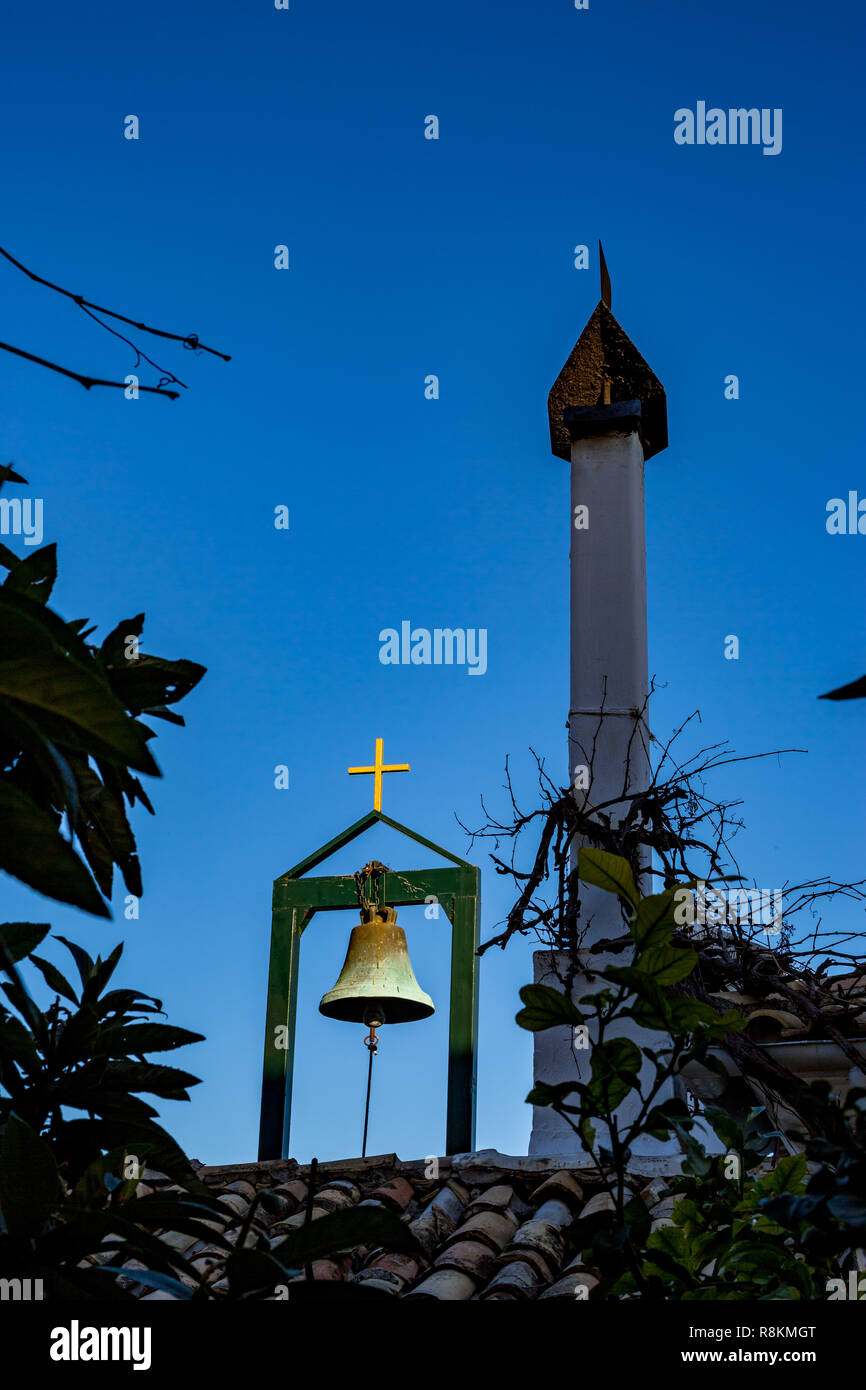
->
[446,892,480,1154]
[258,901,306,1160]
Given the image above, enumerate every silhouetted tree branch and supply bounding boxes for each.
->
[0,340,183,400]
[0,243,230,400]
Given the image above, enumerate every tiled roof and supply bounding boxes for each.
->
[708,967,866,1042]
[123,1151,681,1301]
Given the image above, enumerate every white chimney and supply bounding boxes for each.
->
[530,253,679,1159]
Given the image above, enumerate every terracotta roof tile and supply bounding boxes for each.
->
[223,1179,257,1202]
[495,1242,557,1286]
[408,1181,469,1257]
[257,1189,297,1221]
[218,1192,250,1218]
[507,1210,571,1267]
[444,1208,519,1251]
[361,1251,423,1284]
[159,1230,200,1256]
[540,1269,599,1300]
[351,1272,403,1295]
[479,1258,547,1300]
[579,1190,616,1219]
[295,1255,353,1282]
[315,1184,359,1212]
[433,1238,498,1280]
[405,1269,478,1300]
[465,1183,519,1213]
[361,1176,414,1212]
[124,1149,685,1301]
[272,1179,308,1207]
[530,1170,585,1209]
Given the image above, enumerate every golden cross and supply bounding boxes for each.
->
[348,737,410,812]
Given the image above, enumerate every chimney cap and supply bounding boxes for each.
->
[548,301,668,462]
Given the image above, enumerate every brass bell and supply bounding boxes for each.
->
[318,905,434,1024]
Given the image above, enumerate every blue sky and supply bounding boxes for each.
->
[1,0,864,1165]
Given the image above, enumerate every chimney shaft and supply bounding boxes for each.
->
[568,401,650,942]
[530,280,678,1159]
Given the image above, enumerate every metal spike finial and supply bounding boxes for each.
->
[599,240,611,309]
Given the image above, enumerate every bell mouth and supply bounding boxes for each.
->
[318,994,434,1025]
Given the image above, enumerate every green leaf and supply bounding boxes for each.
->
[709,1009,748,1037]
[703,1105,744,1154]
[68,761,140,900]
[91,1023,205,1056]
[69,1148,142,1209]
[0,702,81,821]
[2,543,57,604]
[0,971,46,1043]
[0,1113,61,1239]
[0,921,51,964]
[85,942,124,1004]
[632,890,678,948]
[578,1116,596,1150]
[29,953,80,1005]
[636,944,697,985]
[515,983,584,1032]
[94,987,163,1020]
[645,1225,695,1283]
[606,965,673,1030]
[99,615,145,665]
[226,1249,290,1298]
[577,848,639,909]
[643,1105,679,1140]
[670,1117,713,1177]
[587,1037,642,1112]
[56,1081,162,1122]
[99,1061,201,1099]
[624,1194,651,1244]
[526,1080,584,1111]
[667,997,723,1031]
[55,936,95,990]
[123,1194,229,1228]
[270,1206,420,1267]
[0,783,109,916]
[594,1036,642,1074]
[39,1207,196,1280]
[111,1268,195,1300]
[0,1015,41,1073]
[142,705,185,726]
[0,587,92,664]
[108,655,207,715]
[0,655,159,775]
[78,1117,209,1196]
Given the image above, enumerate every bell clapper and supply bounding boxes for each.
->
[361,1004,385,1158]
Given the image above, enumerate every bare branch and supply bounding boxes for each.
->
[0,340,180,400]
[0,244,230,362]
